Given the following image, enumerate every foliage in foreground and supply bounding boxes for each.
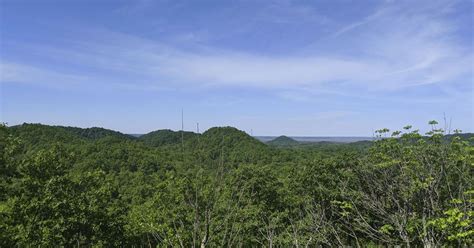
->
[0,122,472,247]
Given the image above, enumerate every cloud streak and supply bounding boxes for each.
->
[1,0,471,99]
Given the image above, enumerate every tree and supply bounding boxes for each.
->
[346,123,473,246]
[5,144,125,246]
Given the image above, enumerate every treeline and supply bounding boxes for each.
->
[0,122,472,247]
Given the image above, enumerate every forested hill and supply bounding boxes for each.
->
[267,135,299,147]
[0,122,472,246]
[9,123,134,146]
[198,127,271,163]
[201,126,265,149]
[139,129,198,147]
[139,126,271,163]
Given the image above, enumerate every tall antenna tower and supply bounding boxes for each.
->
[196,122,200,143]
[181,108,184,151]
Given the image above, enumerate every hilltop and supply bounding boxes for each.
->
[267,135,299,147]
[196,127,270,163]
[9,123,134,146]
[139,129,198,147]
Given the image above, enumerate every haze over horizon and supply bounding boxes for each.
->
[1,0,473,136]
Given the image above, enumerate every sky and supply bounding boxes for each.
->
[0,0,473,136]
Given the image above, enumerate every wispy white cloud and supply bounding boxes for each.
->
[1,0,471,100]
[256,0,330,25]
[0,61,173,92]
[330,6,387,38]
[0,62,88,88]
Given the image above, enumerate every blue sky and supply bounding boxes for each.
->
[1,0,472,135]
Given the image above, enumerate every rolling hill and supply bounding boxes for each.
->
[267,135,299,147]
[139,129,199,147]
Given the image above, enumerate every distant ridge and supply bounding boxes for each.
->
[139,129,198,147]
[267,135,299,147]
[10,123,134,145]
[9,123,473,147]
[256,136,373,143]
[128,134,143,138]
[65,126,135,140]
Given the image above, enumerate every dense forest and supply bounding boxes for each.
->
[0,122,472,247]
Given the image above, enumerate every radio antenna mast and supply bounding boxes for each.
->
[181,108,184,151]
